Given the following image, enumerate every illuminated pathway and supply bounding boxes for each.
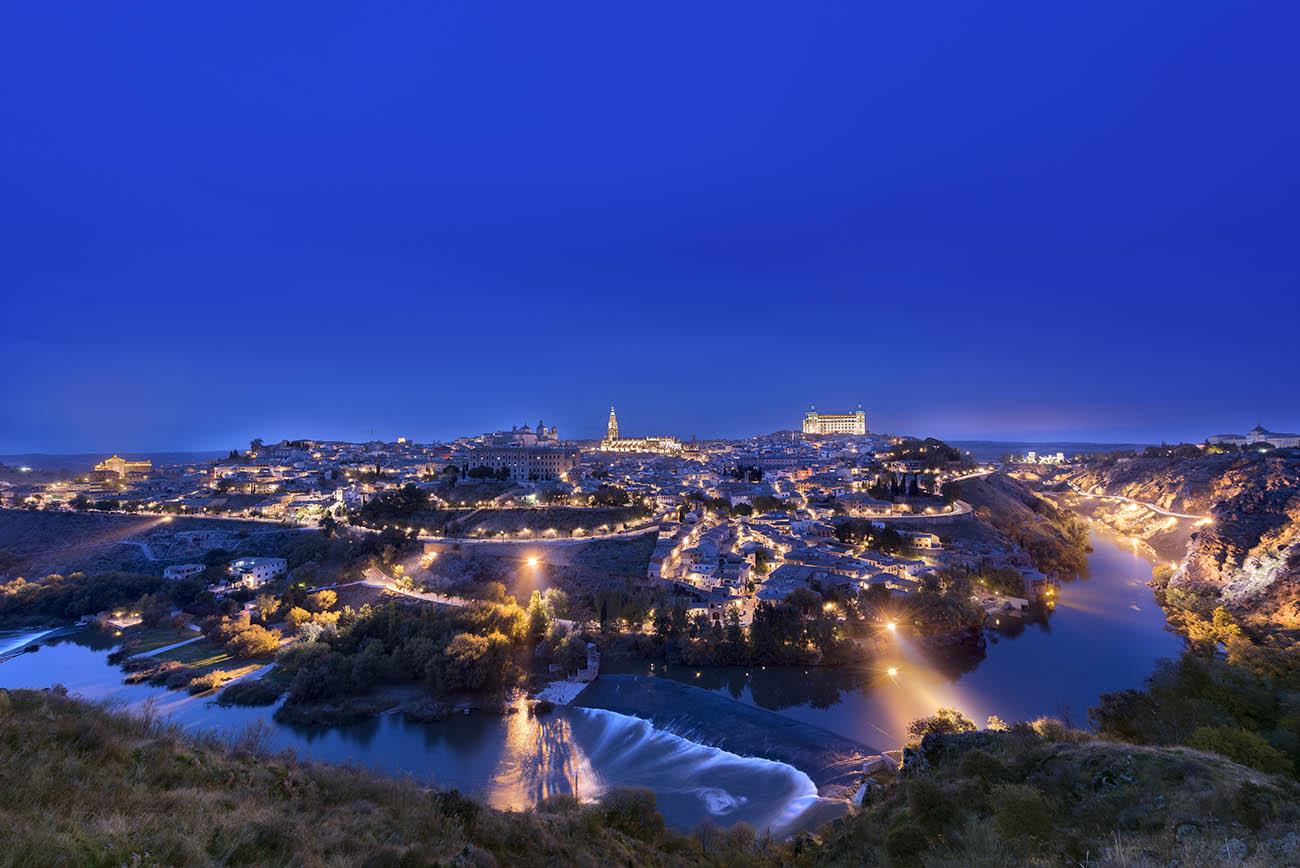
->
[1067,483,1211,522]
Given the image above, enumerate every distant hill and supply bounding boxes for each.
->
[0,451,225,472]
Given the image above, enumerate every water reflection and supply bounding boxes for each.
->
[610,530,1184,745]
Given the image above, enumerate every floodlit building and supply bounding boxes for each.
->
[93,455,153,478]
[227,557,287,589]
[457,444,578,482]
[1207,425,1300,449]
[802,404,867,436]
[599,405,683,454]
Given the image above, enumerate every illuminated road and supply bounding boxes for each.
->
[1067,483,1211,521]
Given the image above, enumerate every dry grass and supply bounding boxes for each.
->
[0,688,784,867]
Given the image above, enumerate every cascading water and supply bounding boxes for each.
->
[563,707,822,835]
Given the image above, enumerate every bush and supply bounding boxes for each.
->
[597,788,665,843]
[885,824,930,866]
[906,779,958,831]
[225,624,281,659]
[907,708,975,744]
[991,784,1055,842]
[217,677,283,707]
[959,749,1006,783]
[1187,726,1291,774]
[187,671,231,694]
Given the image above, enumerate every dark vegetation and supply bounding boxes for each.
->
[5,687,1297,866]
[0,688,778,867]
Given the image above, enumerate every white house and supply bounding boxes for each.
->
[227,557,287,589]
[163,563,206,581]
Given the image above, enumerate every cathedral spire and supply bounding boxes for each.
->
[607,404,619,441]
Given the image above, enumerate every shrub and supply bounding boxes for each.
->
[885,824,930,866]
[906,779,958,831]
[1187,726,1291,774]
[907,708,975,744]
[991,784,1055,842]
[1029,717,1082,743]
[597,788,665,843]
[188,671,231,694]
[217,677,283,707]
[225,624,281,659]
[959,749,1006,783]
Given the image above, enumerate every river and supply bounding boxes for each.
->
[0,528,1181,835]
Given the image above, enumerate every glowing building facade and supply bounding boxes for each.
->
[802,404,867,436]
[599,405,682,454]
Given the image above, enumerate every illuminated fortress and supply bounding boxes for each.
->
[802,404,867,436]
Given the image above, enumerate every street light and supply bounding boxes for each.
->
[887,667,898,677]
[526,556,539,567]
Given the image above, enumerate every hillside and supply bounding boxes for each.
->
[1020,452,1300,637]
[0,688,768,868]
[2,688,1296,867]
[959,473,1090,579]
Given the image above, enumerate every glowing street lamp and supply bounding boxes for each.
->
[526,556,539,567]
[887,667,899,677]
[885,621,897,633]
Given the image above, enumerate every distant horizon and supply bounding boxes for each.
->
[0,434,1172,464]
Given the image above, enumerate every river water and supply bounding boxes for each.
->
[0,528,1180,834]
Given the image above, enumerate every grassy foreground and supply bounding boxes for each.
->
[1,688,1298,866]
[0,688,771,868]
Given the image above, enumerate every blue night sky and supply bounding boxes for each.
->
[2,2,1297,453]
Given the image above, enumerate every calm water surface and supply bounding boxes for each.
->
[0,529,1178,832]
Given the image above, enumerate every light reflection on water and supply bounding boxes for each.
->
[0,529,1179,833]
[610,529,1184,744]
[0,630,821,834]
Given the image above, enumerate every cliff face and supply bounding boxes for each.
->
[1030,453,1300,633]
[960,473,1089,579]
[1176,456,1300,630]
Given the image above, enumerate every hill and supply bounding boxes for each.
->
[3,688,1297,866]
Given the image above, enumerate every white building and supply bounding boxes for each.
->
[227,557,287,589]
[802,404,867,436]
[1207,425,1300,449]
[163,563,206,581]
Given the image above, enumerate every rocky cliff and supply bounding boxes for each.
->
[1021,452,1300,635]
[960,473,1090,579]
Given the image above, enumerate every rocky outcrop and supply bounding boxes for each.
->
[1175,456,1300,631]
[961,473,1090,578]
[1028,452,1300,634]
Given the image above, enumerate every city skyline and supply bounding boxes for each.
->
[3,2,1299,452]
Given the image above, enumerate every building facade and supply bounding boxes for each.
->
[457,445,578,481]
[1207,425,1300,449]
[802,404,867,435]
[599,405,683,454]
[93,455,153,478]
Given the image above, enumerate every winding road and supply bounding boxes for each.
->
[1067,483,1211,522]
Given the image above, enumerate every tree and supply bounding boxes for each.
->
[225,624,281,659]
[1187,726,1291,774]
[70,494,91,511]
[319,512,340,539]
[253,593,280,623]
[285,607,313,631]
[306,589,336,612]
[906,708,976,744]
[526,590,551,645]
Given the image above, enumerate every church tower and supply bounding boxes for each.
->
[607,405,619,441]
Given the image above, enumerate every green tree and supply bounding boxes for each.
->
[526,590,551,645]
[1188,726,1291,774]
[907,708,976,744]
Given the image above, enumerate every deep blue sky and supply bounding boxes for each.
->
[3,2,1297,452]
